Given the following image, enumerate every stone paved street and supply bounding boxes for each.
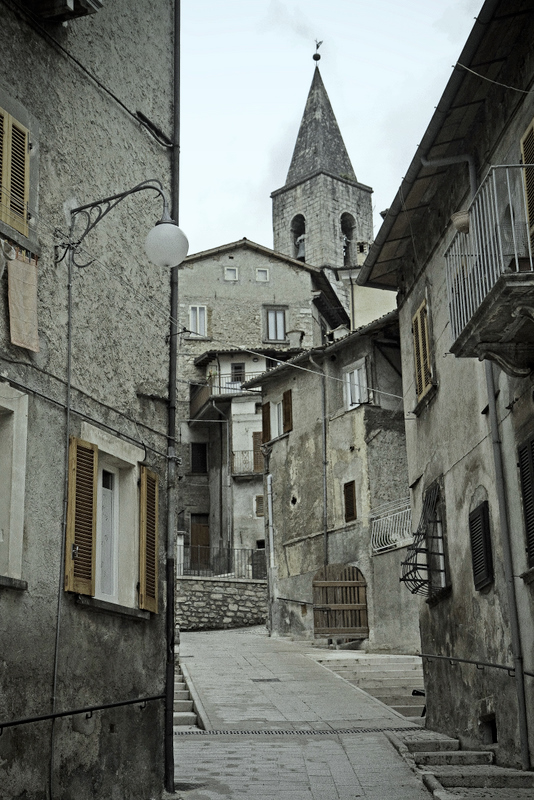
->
[173,626,432,799]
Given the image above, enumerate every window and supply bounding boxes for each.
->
[345,359,368,408]
[64,426,157,611]
[256,268,269,282]
[412,299,433,402]
[189,305,207,337]
[231,362,245,383]
[266,308,286,342]
[262,402,271,443]
[191,442,208,474]
[255,495,264,517]
[262,391,292,441]
[291,214,306,261]
[0,385,28,583]
[274,401,283,438]
[518,434,534,569]
[0,107,30,237]
[282,389,293,433]
[401,483,448,598]
[252,431,263,472]
[344,480,357,522]
[520,119,534,246]
[469,501,494,590]
[224,266,238,281]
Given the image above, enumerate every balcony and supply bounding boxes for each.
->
[445,165,534,377]
[232,449,263,475]
[370,497,412,554]
[190,371,263,418]
[176,544,267,580]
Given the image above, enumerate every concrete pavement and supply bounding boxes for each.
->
[173,626,435,799]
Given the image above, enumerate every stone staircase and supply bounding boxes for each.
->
[312,652,425,721]
[174,662,200,730]
[399,734,534,795]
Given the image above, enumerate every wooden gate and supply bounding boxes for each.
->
[312,564,369,638]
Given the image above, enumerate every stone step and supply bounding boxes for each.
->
[175,681,186,691]
[316,654,422,664]
[344,676,424,689]
[405,738,459,752]
[367,692,425,705]
[325,661,423,672]
[173,711,197,727]
[414,750,494,767]
[390,704,426,717]
[174,690,190,701]
[174,699,194,713]
[433,765,534,789]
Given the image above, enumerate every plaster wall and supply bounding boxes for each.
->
[0,3,173,797]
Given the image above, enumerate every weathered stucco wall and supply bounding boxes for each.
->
[176,577,267,630]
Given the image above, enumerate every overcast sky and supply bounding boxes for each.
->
[179,0,482,255]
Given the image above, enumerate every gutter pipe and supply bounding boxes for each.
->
[211,400,232,547]
[309,353,328,567]
[165,0,181,790]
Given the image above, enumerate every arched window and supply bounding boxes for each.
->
[340,212,356,266]
[291,214,306,261]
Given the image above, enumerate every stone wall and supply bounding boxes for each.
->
[176,577,267,631]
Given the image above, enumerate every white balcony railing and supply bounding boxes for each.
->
[445,165,534,343]
[370,497,412,554]
[232,449,262,475]
[207,372,264,396]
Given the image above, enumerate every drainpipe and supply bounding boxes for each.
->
[211,400,231,549]
[309,353,328,566]
[426,152,531,769]
[165,0,181,791]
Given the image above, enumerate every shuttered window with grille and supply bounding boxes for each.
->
[344,480,357,522]
[0,108,30,237]
[255,495,264,517]
[518,434,534,569]
[139,466,158,613]
[520,119,534,249]
[469,501,493,590]
[412,299,433,402]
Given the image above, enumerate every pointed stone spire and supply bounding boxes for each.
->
[286,67,357,185]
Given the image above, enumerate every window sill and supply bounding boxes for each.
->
[75,595,151,620]
[263,340,288,346]
[412,383,438,417]
[425,584,452,607]
[0,574,28,591]
[0,221,40,256]
[520,566,534,585]
[266,432,289,445]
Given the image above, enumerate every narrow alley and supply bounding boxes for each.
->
[173,627,435,800]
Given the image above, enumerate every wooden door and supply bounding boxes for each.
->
[190,516,210,570]
[313,564,369,638]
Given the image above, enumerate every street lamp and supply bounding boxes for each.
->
[68,178,189,267]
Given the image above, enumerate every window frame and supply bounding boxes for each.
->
[189,305,207,338]
[0,384,29,583]
[256,268,269,282]
[191,442,208,474]
[469,500,494,591]
[265,307,287,342]
[224,266,238,281]
[343,480,357,522]
[345,358,368,409]
[412,299,433,402]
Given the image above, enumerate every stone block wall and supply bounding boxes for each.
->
[176,577,268,631]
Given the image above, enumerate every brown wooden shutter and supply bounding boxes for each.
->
[343,480,356,522]
[521,120,534,247]
[412,300,432,401]
[255,495,264,517]
[0,110,5,218]
[139,466,159,612]
[253,431,263,472]
[469,501,493,590]
[282,389,293,433]
[262,401,271,443]
[0,109,29,237]
[65,437,97,595]
[518,436,534,569]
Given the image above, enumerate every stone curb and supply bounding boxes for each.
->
[384,731,464,800]
[179,661,211,731]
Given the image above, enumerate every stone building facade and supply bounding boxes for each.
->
[0,2,178,797]
[358,0,534,769]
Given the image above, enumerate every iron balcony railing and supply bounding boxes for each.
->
[176,544,267,580]
[207,372,264,396]
[445,165,534,342]
[370,497,412,554]
[232,449,263,475]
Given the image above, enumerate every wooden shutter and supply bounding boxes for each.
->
[469,501,493,590]
[343,480,357,522]
[253,431,263,472]
[282,389,293,433]
[412,300,432,401]
[521,120,534,247]
[255,495,264,517]
[65,437,97,595]
[0,108,29,237]
[139,466,158,612]
[262,401,271,443]
[518,436,534,569]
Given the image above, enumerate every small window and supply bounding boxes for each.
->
[469,501,493,590]
[345,360,368,408]
[344,481,357,522]
[274,401,283,438]
[224,266,238,281]
[0,107,30,237]
[255,495,264,517]
[191,442,208,474]
[231,362,245,383]
[266,308,286,342]
[412,299,433,402]
[256,268,269,282]
[189,305,207,337]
